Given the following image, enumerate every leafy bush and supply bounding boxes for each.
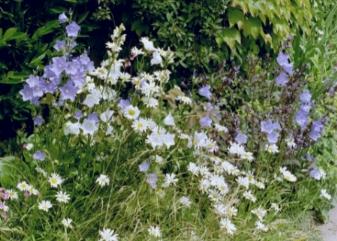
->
[0,0,102,143]
[0,0,315,144]
[127,0,313,71]
[0,16,335,240]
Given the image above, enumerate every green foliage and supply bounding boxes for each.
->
[126,0,313,72]
[0,0,100,143]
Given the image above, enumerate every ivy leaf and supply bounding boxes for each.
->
[217,28,241,51]
[242,17,263,39]
[228,8,245,29]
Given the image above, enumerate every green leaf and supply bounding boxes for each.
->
[131,21,149,36]
[0,71,28,84]
[228,8,245,28]
[32,20,60,41]
[0,156,15,176]
[3,27,17,41]
[78,11,90,24]
[218,28,241,51]
[242,17,263,39]
[29,52,47,66]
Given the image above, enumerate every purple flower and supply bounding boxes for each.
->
[299,103,312,113]
[198,85,212,100]
[295,109,309,129]
[87,112,99,123]
[33,115,44,126]
[261,120,281,144]
[0,188,10,200]
[118,99,130,110]
[20,84,35,102]
[81,117,99,135]
[309,167,325,180]
[267,132,280,144]
[20,75,45,102]
[66,22,80,38]
[146,173,158,189]
[261,120,281,134]
[0,202,8,212]
[54,40,66,51]
[299,90,312,104]
[60,81,78,101]
[276,71,289,86]
[58,13,68,24]
[277,51,293,75]
[139,161,150,172]
[50,56,67,76]
[309,119,324,141]
[235,132,247,144]
[74,110,83,120]
[33,151,46,161]
[199,115,212,128]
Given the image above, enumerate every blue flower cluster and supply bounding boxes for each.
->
[20,14,93,105]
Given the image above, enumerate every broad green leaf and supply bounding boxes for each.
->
[228,8,245,28]
[3,27,17,41]
[0,156,15,176]
[220,28,241,51]
[242,17,262,39]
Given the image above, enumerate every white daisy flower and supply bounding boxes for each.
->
[187,162,199,175]
[148,225,161,238]
[96,174,110,187]
[265,144,279,153]
[271,203,280,212]
[17,181,30,192]
[243,190,257,203]
[280,167,297,182]
[7,189,18,200]
[176,96,192,105]
[220,218,236,235]
[320,189,332,200]
[132,118,148,133]
[236,176,250,189]
[162,173,178,187]
[99,228,119,241]
[38,200,53,212]
[62,218,73,228]
[255,221,268,232]
[56,191,70,203]
[251,207,267,221]
[143,97,159,108]
[49,173,64,188]
[179,196,191,207]
[123,105,140,120]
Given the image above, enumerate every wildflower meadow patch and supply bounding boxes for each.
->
[0,7,337,241]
